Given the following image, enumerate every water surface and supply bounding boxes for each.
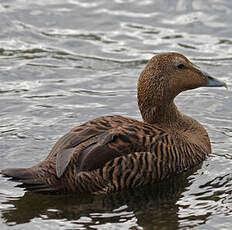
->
[0,0,231,229]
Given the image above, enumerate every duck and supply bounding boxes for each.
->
[1,52,227,194]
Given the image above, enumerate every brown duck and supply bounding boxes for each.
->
[1,52,226,194]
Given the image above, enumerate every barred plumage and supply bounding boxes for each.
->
[1,52,226,194]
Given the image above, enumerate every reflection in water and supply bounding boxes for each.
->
[3,163,230,229]
[1,168,199,229]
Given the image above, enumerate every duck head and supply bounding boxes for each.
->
[137,52,226,125]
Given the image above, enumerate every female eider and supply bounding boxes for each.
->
[1,52,227,194]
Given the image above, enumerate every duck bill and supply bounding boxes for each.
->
[200,70,227,88]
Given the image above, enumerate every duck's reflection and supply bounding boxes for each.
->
[2,167,200,229]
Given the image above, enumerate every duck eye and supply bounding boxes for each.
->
[177,64,184,69]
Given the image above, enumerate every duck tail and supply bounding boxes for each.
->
[1,168,32,181]
[1,167,58,193]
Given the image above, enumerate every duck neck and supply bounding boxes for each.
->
[140,99,185,129]
[156,100,182,128]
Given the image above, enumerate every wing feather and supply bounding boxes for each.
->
[53,116,166,178]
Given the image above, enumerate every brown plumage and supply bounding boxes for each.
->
[1,52,226,194]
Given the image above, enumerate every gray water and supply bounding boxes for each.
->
[0,0,231,229]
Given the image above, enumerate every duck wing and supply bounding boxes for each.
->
[54,115,164,178]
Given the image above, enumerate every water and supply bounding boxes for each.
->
[0,0,231,229]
